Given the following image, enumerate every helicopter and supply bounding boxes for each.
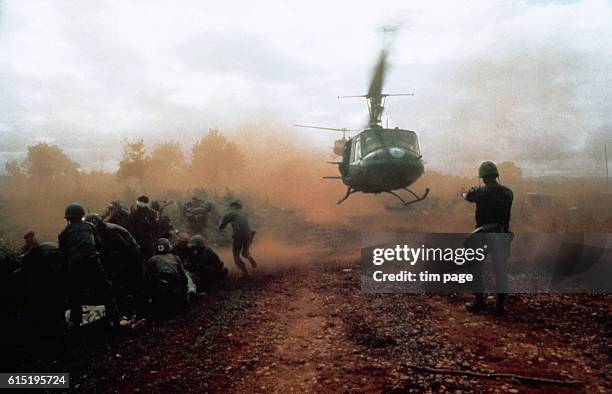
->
[295,46,429,207]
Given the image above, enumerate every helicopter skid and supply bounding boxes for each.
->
[384,187,430,210]
[336,187,356,205]
[336,186,429,208]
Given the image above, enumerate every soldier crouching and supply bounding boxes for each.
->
[59,203,120,328]
[143,238,188,318]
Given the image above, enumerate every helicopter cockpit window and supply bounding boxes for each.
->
[362,133,384,154]
[359,129,420,155]
[353,138,362,161]
[394,131,420,154]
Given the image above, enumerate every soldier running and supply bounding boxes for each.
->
[219,199,257,276]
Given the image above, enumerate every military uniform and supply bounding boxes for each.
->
[172,234,192,262]
[97,222,142,314]
[58,220,119,326]
[104,202,130,228]
[464,162,513,313]
[183,198,212,234]
[20,242,66,334]
[219,202,257,275]
[189,246,228,292]
[144,252,187,316]
[128,205,158,261]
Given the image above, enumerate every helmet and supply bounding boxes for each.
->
[84,213,103,227]
[136,195,150,208]
[478,161,499,178]
[188,234,205,248]
[156,238,172,254]
[64,203,85,220]
[230,199,242,208]
[177,232,191,243]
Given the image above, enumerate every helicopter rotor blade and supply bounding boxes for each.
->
[367,49,387,99]
[292,124,352,132]
[337,95,366,99]
[382,93,414,97]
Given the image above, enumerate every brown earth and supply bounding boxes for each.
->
[73,219,610,393]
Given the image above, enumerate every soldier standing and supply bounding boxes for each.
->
[463,161,513,314]
[219,199,257,276]
[58,203,120,328]
[128,195,158,261]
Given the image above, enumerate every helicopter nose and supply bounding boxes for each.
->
[388,147,406,158]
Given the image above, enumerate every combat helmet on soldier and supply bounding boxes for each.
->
[478,161,499,179]
[64,203,86,221]
[156,238,172,254]
[84,213,104,229]
[464,160,514,315]
[186,234,227,292]
[188,234,206,249]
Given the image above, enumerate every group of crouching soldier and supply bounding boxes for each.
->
[1,195,257,345]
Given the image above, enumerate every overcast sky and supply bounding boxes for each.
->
[0,0,610,175]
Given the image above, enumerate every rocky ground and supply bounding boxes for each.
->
[72,245,609,393]
[7,212,610,393]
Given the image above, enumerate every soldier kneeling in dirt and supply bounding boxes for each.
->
[143,238,188,317]
[187,235,227,292]
[219,199,257,277]
[172,232,192,262]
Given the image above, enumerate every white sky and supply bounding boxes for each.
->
[0,0,611,174]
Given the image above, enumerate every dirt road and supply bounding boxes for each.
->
[70,214,609,393]
[78,253,609,393]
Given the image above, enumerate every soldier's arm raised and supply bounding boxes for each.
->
[464,186,484,203]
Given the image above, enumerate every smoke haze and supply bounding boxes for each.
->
[0,0,610,176]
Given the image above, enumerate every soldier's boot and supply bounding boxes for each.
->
[493,294,507,315]
[465,293,486,312]
[233,254,249,277]
[246,255,257,269]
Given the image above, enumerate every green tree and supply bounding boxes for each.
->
[497,161,523,182]
[148,141,186,180]
[191,129,245,182]
[22,143,80,179]
[117,139,150,187]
